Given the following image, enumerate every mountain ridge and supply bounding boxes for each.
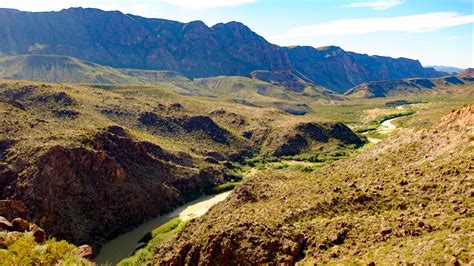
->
[344,74,473,98]
[0,7,445,93]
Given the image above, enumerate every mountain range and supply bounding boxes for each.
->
[0,7,446,93]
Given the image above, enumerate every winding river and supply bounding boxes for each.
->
[94,191,232,265]
[363,116,401,144]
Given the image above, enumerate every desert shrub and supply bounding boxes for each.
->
[0,232,88,265]
[272,163,289,170]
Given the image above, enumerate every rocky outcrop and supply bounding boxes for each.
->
[0,126,231,251]
[0,216,47,243]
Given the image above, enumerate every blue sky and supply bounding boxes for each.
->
[1,0,473,68]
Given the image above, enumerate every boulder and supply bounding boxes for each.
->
[12,218,29,232]
[380,227,392,236]
[0,216,12,230]
[328,229,347,245]
[31,224,46,243]
[73,245,93,259]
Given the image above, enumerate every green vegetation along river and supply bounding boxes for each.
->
[94,191,232,264]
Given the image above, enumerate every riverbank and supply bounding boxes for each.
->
[363,115,407,143]
[94,191,232,265]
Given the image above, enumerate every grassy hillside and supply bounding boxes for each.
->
[149,104,473,264]
[0,54,191,85]
[0,54,135,84]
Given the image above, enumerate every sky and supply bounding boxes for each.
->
[1,0,473,68]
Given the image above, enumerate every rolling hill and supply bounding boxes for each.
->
[0,54,343,114]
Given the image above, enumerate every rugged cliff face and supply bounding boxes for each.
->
[0,8,444,93]
[0,125,234,250]
[287,46,444,93]
[0,8,290,78]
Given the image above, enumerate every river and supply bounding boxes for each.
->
[94,191,232,265]
[362,117,400,144]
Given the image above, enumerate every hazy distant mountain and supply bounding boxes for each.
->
[426,65,463,73]
[0,8,445,92]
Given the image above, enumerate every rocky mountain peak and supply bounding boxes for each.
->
[182,20,210,32]
[0,8,446,91]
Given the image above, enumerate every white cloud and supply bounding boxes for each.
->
[273,12,474,39]
[344,0,404,10]
[160,0,255,9]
